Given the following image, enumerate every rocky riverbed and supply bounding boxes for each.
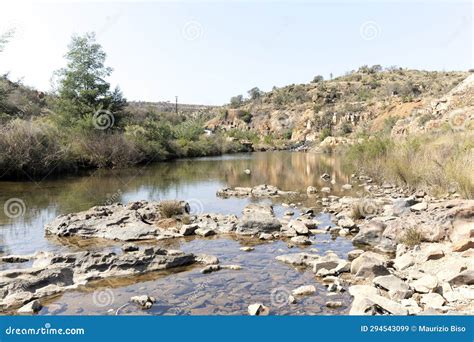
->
[1,179,472,315]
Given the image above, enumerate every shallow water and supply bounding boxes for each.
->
[0,151,359,315]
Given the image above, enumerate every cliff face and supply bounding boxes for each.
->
[206,67,469,142]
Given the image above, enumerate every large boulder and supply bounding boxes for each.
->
[236,204,281,235]
[373,275,413,300]
[352,221,396,253]
[350,251,389,278]
[348,285,408,315]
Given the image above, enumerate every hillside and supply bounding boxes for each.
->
[207,66,469,142]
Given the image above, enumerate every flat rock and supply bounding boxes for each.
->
[411,274,438,293]
[420,293,445,309]
[290,236,312,245]
[347,249,364,261]
[350,251,389,278]
[452,238,474,252]
[288,220,310,235]
[0,248,196,310]
[179,224,198,236]
[195,228,216,237]
[236,204,281,235]
[292,285,316,296]
[275,253,319,267]
[410,202,428,211]
[373,275,412,300]
[201,265,221,274]
[45,200,189,241]
[195,254,219,265]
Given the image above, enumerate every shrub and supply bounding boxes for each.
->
[340,122,353,135]
[172,120,204,141]
[73,131,141,168]
[0,119,72,178]
[312,75,324,83]
[400,227,422,247]
[159,200,185,218]
[230,95,243,108]
[320,127,332,141]
[239,111,252,123]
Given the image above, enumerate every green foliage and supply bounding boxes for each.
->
[239,111,252,123]
[312,75,324,83]
[248,87,263,100]
[383,116,400,133]
[0,29,14,53]
[172,120,204,141]
[320,127,332,141]
[282,129,293,140]
[227,128,259,143]
[340,122,353,135]
[52,32,126,129]
[345,136,392,162]
[230,95,243,108]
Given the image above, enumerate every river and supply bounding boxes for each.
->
[0,151,360,315]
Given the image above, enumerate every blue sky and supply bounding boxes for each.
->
[0,0,472,105]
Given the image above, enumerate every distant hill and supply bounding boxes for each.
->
[206,66,470,142]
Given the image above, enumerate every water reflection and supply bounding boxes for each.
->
[0,151,356,255]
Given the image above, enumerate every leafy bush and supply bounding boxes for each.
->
[230,95,243,108]
[319,127,332,141]
[239,111,252,123]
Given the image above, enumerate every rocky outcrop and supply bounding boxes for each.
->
[0,247,198,311]
[45,200,189,241]
[217,184,298,199]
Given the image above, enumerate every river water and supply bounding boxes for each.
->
[0,151,360,315]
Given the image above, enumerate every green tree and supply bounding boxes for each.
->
[312,75,324,83]
[248,87,262,100]
[53,32,126,129]
[0,29,14,53]
[230,95,243,108]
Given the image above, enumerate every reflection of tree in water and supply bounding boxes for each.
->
[0,151,352,230]
[222,152,352,192]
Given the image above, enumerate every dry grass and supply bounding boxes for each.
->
[343,131,474,198]
[159,200,186,218]
[400,227,423,247]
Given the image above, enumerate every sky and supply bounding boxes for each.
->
[0,0,472,105]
